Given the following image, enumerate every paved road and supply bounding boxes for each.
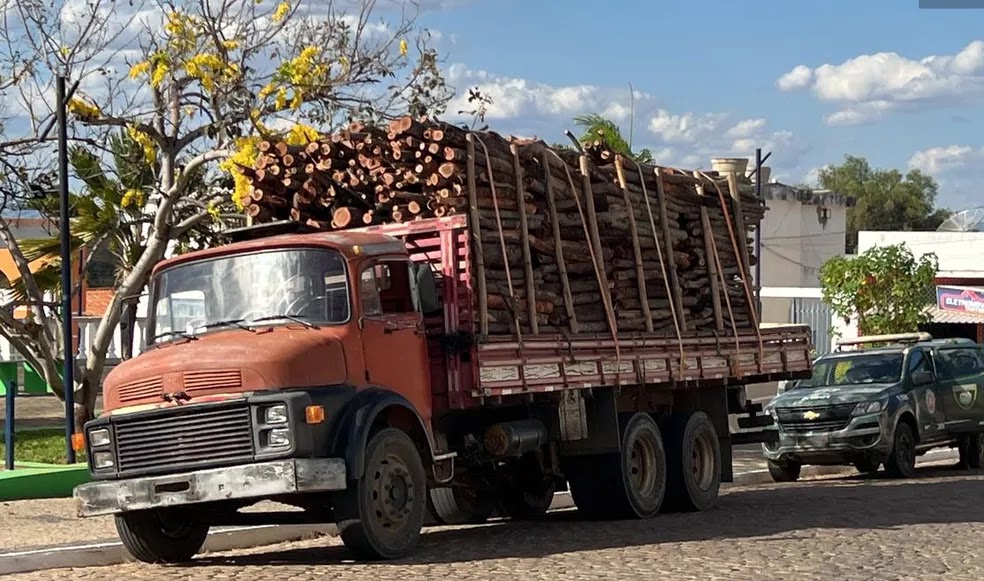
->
[9,464,984,581]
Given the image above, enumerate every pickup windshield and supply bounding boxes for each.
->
[148,248,349,344]
[793,352,903,388]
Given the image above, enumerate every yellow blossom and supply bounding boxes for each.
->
[259,82,276,99]
[126,125,157,165]
[207,200,221,220]
[272,1,290,22]
[151,62,169,88]
[121,189,145,209]
[284,124,320,146]
[289,91,303,110]
[274,87,288,110]
[219,136,261,210]
[399,39,408,56]
[129,61,151,79]
[67,98,101,120]
[221,39,240,50]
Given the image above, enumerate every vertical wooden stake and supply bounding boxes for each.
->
[654,168,688,331]
[465,134,489,336]
[693,172,724,332]
[578,154,617,335]
[542,150,578,333]
[725,172,753,285]
[615,156,653,332]
[511,143,538,334]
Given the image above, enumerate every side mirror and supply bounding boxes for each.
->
[912,370,934,386]
[413,263,440,315]
[116,293,146,320]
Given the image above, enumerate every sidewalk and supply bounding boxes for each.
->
[0,395,103,431]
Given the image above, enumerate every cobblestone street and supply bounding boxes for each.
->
[8,465,984,581]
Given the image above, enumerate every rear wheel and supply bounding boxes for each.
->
[767,459,802,482]
[428,484,496,525]
[334,428,427,560]
[566,412,667,519]
[958,433,984,470]
[662,412,722,512]
[115,508,209,564]
[885,422,917,479]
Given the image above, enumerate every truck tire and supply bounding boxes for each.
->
[854,459,880,474]
[497,454,556,520]
[114,509,209,564]
[661,412,721,512]
[767,459,802,482]
[957,433,984,470]
[566,412,667,519]
[335,428,427,560]
[884,421,917,478]
[428,485,496,524]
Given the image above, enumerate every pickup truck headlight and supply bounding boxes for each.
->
[264,404,289,425]
[89,428,111,448]
[852,400,886,416]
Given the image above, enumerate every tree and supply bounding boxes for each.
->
[0,0,453,430]
[820,243,938,337]
[816,155,950,254]
[572,113,652,163]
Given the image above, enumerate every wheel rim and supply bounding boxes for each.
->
[898,431,915,469]
[692,430,716,491]
[370,453,415,530]
[627,431,659,498]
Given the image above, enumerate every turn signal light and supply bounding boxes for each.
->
[71,433,85,452]
[305,405,325,424]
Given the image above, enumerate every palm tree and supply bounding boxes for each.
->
[573,113,653,164]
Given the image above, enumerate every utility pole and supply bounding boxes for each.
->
[56,75,76,464]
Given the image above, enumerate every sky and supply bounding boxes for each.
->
[397,0,984,211]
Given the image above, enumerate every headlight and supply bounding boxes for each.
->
[852,400,886,416]
[92,451,114,469]
[268,428,291,447]
[89,428,111,447]
[264,404,289,425]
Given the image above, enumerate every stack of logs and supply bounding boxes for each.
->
[240,117,766,336]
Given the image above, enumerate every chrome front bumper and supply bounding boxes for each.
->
[74,458,347,517]
[762,412,890,463]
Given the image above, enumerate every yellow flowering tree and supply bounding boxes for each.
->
[0,0,452,429]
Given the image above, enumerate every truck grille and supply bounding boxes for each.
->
[115,403,254,475]
[776,403,854,434]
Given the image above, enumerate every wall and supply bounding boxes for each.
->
[857,231,984,277]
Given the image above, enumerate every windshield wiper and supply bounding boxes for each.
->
[248,313,319,329]
[198,319,256,333]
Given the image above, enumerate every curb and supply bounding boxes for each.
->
[0,448,964,575]
[0,524,335,576]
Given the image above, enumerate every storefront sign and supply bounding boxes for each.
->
[937,286,984,314]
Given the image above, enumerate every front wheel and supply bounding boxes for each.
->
[854,459,881,474]
[885,422,917,478]
[767,459,801,483]
[335,428,427,560]
[115,508,209,564]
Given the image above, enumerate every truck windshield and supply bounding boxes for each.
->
[148,248,349,344]
[793,352,903,388]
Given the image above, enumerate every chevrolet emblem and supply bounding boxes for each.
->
[803,410,820,420]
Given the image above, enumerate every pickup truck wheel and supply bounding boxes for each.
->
[115,508,209,564]
[428,484,496,524]
[957,433,984,470]
[885,422,917,478]
[335,428,427,560]
[854,459,880,474]
[767,459,801,482]
[661,412,721,512]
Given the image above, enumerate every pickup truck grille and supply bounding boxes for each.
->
[776,403,855,433]
[114,404,254,475]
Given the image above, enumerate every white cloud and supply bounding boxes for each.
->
[908,145,984,209]
[443,64,808,180]
[777,40,984,125]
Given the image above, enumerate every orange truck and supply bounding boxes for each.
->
[72,215,812,563]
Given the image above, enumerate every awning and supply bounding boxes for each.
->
[925,305,984,325]
[930,286,984,324]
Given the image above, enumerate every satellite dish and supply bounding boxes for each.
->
[937,208,984,232]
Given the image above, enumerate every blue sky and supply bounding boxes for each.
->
[406,0,984,210]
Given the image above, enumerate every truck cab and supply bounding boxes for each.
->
[762,332,984,481]
[74,222,448,562]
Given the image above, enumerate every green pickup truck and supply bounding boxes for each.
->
[762,333,984,481]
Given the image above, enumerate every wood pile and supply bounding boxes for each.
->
[239,117,766,337]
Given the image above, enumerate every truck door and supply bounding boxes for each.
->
[908,348,945,439]
[357,259,433,424]
[934,346,984,432]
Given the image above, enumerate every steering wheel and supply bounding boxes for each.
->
[284,294,326,318]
